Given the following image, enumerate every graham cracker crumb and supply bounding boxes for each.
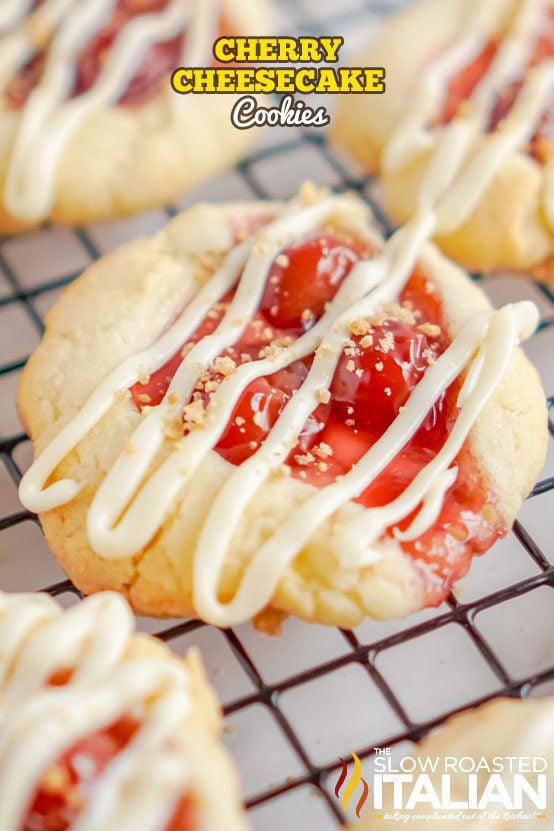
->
[183,399,206,427]
[350,319,372,336]
[315,341,336,358]
[378,331,395,353]
[253,236,271,257]
[275,464,292,478]
[418,322,441,337]
[213,356,237,377]
[383,302,416,326]
[295,452,315,466]
[315,388,331,404]
[313,442,333,459]
[115,388,131,405]
[41,765,70,795]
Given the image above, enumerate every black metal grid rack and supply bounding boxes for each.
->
[0,1,553,828]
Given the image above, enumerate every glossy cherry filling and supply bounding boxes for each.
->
[130,230,502,605]
[439,13,554,162]
[23,672,196,831]
[7,0,228,109]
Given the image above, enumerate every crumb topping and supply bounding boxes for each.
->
[183,399,207,428]
[213,356,237,377]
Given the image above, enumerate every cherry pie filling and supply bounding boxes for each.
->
[7,0,231,109]
[22,671,197,831]
[130,229,503,605]
[439,12,554,162]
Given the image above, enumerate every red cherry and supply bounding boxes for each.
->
[216,378,290,465]
[23,717,139,831]
[165,795,197,831]
[330,320,442,436]
[259,234,369,332]
[441,40,497,123]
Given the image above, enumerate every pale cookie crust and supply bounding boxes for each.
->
[346,696,554,829]
[0,0,270,234]
[17,197,547,629]
[332,0,554,280]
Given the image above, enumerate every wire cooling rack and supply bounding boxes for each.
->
[0,1,553,828]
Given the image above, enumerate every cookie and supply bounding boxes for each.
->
[0,0,269,233]
[333,0,554,279]
[0,589,248,831]
[345,696,554,829]
[18,185,547,629]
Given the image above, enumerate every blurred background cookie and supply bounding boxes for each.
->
[0,589,248,831]
[333,0,554,280]
[0,0,270,233]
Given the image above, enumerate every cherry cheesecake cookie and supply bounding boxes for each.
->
[0,590,248,831]
[333,0,554,280]
[345,696,554,829]
[0,0,269,233]
[18,185,547,629]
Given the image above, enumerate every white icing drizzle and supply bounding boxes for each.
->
[19,0,548,626]
[175,0,219,83]
[1,0,217,222]
[194,301,537,625]
[0,590,192,831]
[0,0,33,34]
[0,0,79,89]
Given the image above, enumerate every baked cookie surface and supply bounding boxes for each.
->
[0,589,247,831]
[333,0,554,279]
[18,186,547,629]
[0,0,269,233]
[345,696,554,829]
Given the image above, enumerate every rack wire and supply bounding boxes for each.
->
[0,1,553,828]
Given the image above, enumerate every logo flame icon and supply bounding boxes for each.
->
[335,751,369,818]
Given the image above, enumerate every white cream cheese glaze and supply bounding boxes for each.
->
[19,0,547,626]
[0,0,216,222]
[0,590,193,831]
[0,0,33,34]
